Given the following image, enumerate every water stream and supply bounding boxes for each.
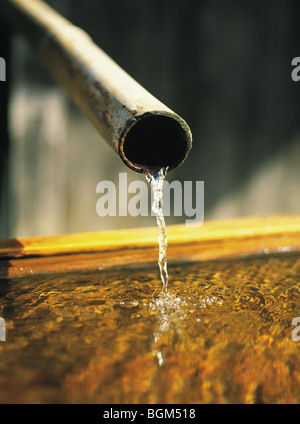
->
[145,168,169,293]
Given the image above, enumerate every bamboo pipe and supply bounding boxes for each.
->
[0,0,192,173]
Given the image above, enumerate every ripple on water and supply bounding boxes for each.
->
[0,253,300,403]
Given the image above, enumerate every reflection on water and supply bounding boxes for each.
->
[0,253,300,403]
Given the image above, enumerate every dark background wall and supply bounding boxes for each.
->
[1,0,300,238]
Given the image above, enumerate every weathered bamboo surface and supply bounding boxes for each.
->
[0,0,191,173]
[0,214,300,278]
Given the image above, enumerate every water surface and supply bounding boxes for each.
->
[0,253,300,403]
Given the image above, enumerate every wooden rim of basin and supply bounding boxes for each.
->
[1,214,300,278]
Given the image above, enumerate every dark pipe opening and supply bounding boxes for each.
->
[122,115,191,172]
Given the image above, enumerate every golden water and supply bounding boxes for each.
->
[145,168,169,293]
[0,253,300,403]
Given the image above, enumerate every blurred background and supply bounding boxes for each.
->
[0,0,300,238]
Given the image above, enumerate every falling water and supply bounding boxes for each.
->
[146,168,169,293]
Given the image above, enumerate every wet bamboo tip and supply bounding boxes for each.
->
[119,112,192,173]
